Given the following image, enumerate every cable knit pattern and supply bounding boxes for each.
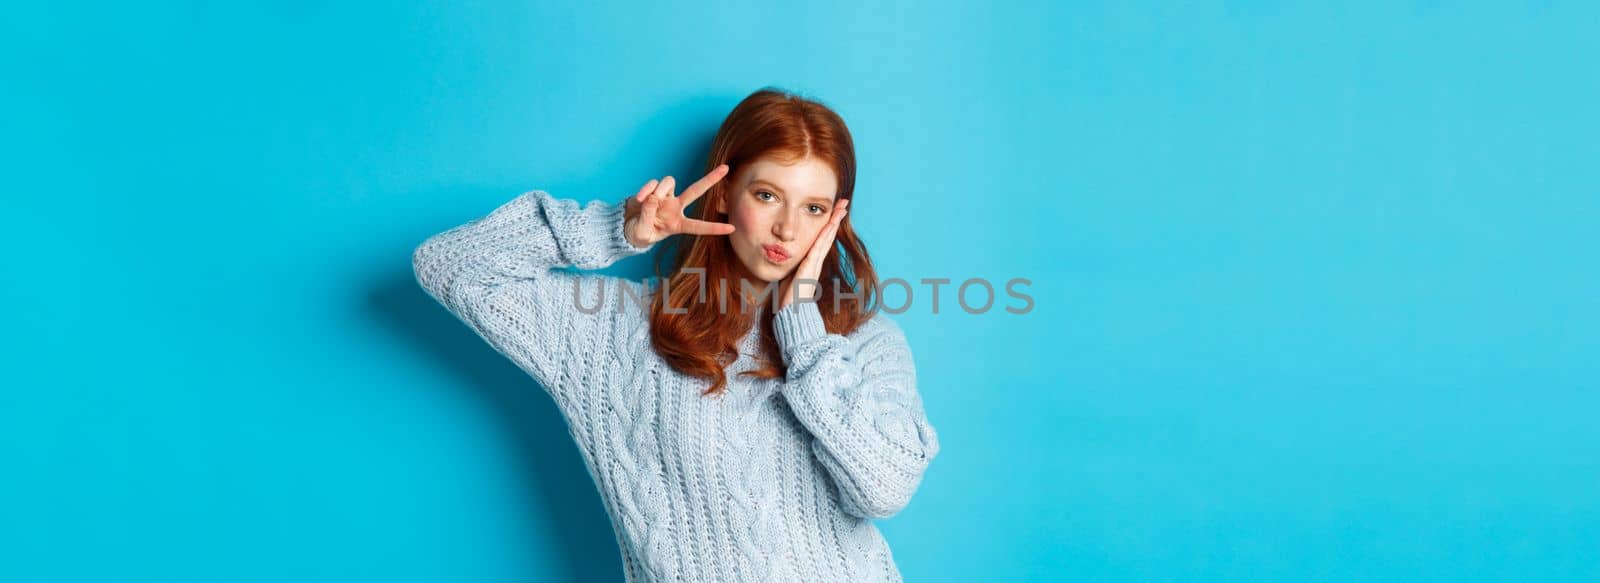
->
[412,190,940,582]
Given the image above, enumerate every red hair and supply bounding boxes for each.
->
[647,87,880,396]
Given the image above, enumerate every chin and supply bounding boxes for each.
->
[749,266,784,284]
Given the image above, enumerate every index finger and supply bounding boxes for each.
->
[678,164,730,206]
[678,217,737,236]
[803,206,847,265]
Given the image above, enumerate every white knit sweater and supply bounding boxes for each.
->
[411,190,940,582]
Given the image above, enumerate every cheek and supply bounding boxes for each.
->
[801,221,827,242]
[730,205,766,233]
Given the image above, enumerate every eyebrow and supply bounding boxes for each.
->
[750,179,834,204]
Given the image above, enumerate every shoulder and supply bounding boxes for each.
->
[844,309,915,367]
[846,308,908,340]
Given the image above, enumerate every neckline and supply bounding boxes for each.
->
[736,302,773,356]
[737,319,764,356]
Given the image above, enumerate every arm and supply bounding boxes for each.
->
[773,301,942,519]
[411,190,653,408]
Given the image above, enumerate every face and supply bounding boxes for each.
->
[715,156,840,285]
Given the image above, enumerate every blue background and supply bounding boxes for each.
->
[5,1,1597,581]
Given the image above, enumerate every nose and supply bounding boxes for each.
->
[772,207,798,242]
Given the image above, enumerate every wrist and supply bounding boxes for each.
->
[621,216,654,250]
[772,300,829,364]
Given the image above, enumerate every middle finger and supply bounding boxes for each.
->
[653,176,675,199]
[830,199,850,226]
[806,211,845,263]
[679,164,730,206]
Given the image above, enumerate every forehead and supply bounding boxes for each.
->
[740,157,839,202]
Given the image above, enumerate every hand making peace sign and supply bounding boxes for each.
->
[623,164,736,248]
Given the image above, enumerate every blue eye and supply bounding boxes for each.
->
[756,191,775,201]
[807,204,825,215]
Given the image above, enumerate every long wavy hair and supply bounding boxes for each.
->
[647,87,880,397]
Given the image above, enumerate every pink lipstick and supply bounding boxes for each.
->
[762,244,790,263]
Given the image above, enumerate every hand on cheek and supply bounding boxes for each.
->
[778,198,849,311]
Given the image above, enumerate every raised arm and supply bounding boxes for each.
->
[411,168,736,410]
[772,301,942,519]
[410,189,653,408]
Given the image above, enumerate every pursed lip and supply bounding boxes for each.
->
[761,244,791,262]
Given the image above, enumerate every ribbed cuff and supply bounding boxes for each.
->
[773,300,829,360]
[601,200,655,256]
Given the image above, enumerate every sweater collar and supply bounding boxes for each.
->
[736,302,773,356]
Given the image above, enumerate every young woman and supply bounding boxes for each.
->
[412,88,940,582]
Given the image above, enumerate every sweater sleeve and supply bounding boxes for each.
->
[772,301,942,519]
[411,190,654,409]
